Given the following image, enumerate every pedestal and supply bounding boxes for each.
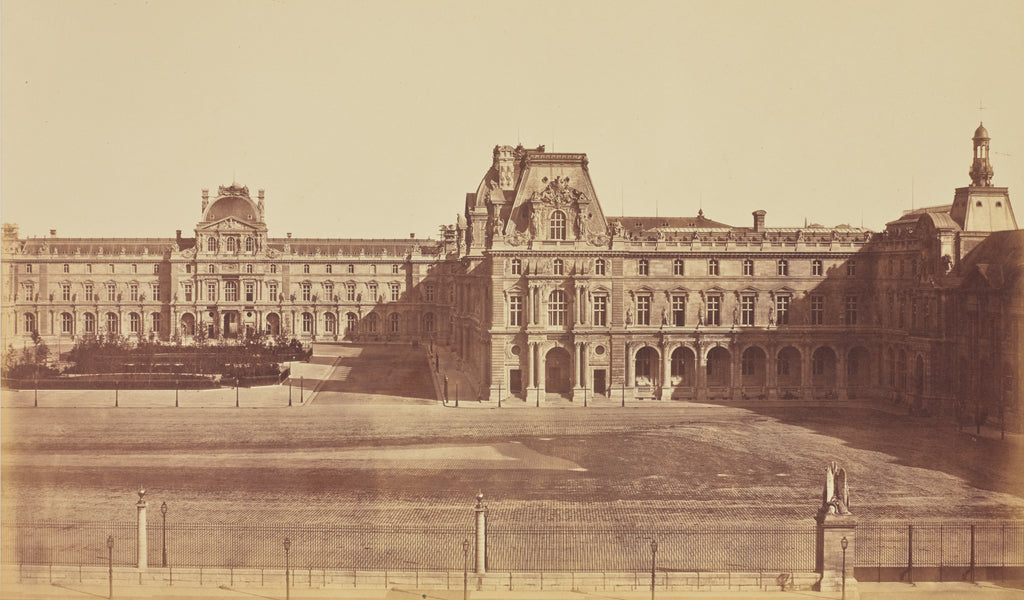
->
[817,512,856,594]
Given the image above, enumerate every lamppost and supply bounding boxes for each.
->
[160,502,168,567]
[650,538,658,600]
[106,534,114,599]
[462,539,470,600]
[840,536,848,600]
[283,537,291,600]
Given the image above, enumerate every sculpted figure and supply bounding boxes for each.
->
[822,461,851,515]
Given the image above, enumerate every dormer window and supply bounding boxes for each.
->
[245,237,254,252]
[550,210,567,240]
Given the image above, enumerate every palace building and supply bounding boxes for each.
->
[2,124,1021,425]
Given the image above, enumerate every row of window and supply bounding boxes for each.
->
[23,311,161,335]
[181,280,407,304]
[188,262,404,275]
[22,282,161,303]
[509,258,857,277]
[22,263,162,275]
[508,292,859,327]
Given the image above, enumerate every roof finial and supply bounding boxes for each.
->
[978,99,987,124]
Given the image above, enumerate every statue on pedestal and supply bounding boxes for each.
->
[822,461,851,515]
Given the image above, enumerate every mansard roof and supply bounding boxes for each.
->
[267,237,442,257]
[608,215,733,233]
[14,237,175,257]
[958,229,1024,293]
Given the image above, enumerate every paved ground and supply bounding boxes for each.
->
[2,342,1023,572]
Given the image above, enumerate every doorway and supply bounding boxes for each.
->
[545,347,571,394]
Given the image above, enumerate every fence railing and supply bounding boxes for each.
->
[5,521,1021,574]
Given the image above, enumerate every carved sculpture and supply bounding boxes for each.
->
[822,461,851,515]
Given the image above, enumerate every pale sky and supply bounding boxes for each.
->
[3,0,1023,240]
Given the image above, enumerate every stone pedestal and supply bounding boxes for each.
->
[136,494,148,570]
[817,512,856,594]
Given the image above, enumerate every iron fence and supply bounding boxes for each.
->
[855,522,1024,574]
[1,522,136,567]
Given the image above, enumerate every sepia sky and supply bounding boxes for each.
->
[2,0,1023,240]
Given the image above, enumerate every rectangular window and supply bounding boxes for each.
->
[672,295,686,326]
[62,284,71,301]
[708,259,719,276]
[392,264,400,274]
[637,296,651,325]
[301,283,311,302]
[152,313,161,333]
[593,296,607,326]
[24,285,34,301]
[510,295,523,326]
[847,260,857,276]
[225,282,238,302]
[245,282,255,302]
[85,284,94,301]
[347,264,354,274]
[777,260,788,276]
[390,283,400,301]
[673,259,684,276]
[268,283,278,303]
[186,264,193,274]
[154,264,160,274]
[741,296,755,326]
[638,259,649,276]
[812,259,823,276]
[548,290,566,326]
[107,284,116,301]
[346,283,356,301]
[511,259,522,275]
[811,294,824,325]
[707,296,720,326]
[368,283,377,300]
[743,259,754,276]
[130,284,139,301]
[87,264,93,274]
[206,281,217,301]
[184,283,193,302]
[63,264,70,273]
[152,283,160,301]
[594,260,605,275]
[845,295,858,325]
[424,285,435,302]
[775,295,790,325]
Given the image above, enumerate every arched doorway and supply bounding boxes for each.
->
[180,313,195,337]
[222,310,240,338]
[847,346,870,398]
[812,346,837,390]
[545,347,572,394]
[777,346,802,394]
[634,346,659,386]
[266,313,280,336]
[706,346,731,388]
[741,346,767,388]
[670,346,695,387]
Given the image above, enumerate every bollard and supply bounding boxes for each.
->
[300,377,304,403]
[456,383,459,408]
[107,535,114,599]
[115,385,119,408]
[174,381,179,408]
[498,383,502,408]
[235,381,239,407]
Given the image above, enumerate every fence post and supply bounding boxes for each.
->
[970,524,976,584]
[300,376,304,403]
[136,489,148,570]
[907,525,913,584]
[474,493,487,574]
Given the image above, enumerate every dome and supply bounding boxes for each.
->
[974,123,990,139]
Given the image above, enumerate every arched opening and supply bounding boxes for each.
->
[180,313,196,337]
[84,312,96,335]
[365,313,379,335]
[741,346,767,388]
[265,312,280,336]
[129,312,141,335]
[301,312,314,335]
[812,346,838,390]
[545,347,572,394]
[105,312,119,335]
[706,346,731,388]
[324,312,337,336]
[897,349,908,391]
[549,210,567,240]
[60,312,74,335]
[777,346,801,390]
[847,346,871,398]
[670,346,695,388]
[633,346,659,387]
[422,312,435,333]
[390,313,400,334]
[222,310,240,337]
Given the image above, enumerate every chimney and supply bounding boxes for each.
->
[287,232,292,238]
[49,229,57,238]
[258,189,265,200]
[410,233,415,239]
[493,145,516,191]
[752,210,766,232]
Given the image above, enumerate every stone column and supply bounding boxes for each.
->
[661,345,671,399]
[580,342,589,390]
[537,345,546,401]
[766,344,779,400]
[695,344,707,402]
[136,489,148,570]
[731,344,742,401]
[837,350,849,401]
[817,513,856,593]
[625,343,634,389]
[474,493,487,574]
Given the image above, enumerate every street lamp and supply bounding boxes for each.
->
[650,538,658,600]
[283,537,291,600]
[840,536,848,600]
[462,539,470,600]
[160,502,168,567]
[106,534,114,599]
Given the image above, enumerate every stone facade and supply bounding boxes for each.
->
[2,125,1020,426]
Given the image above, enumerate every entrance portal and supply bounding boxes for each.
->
[222,311,240,338]
[593,369,607,395]
[545,347,572,394]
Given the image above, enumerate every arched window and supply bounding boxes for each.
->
[151,313,161,333]
[106,312,119,334]
[24,312,36,333]
[245,237,254,252]
[346,312,358,333]
[270,264,277,274]
[301,312,313,334]
[129,312,141,334]
[324,312,337,334]
[549,210,567,240]
[390,313,400,333]
[207,237,217,252]
[548,289,566,326]
[226,238,237,252]
[553,259,564,275]
[303,264,310,274]
[423,312,435,332]
[208,264,215,273]
[245,264,253,274]
[595,259,606,275]
[366,313,379,333]
[61,312,74,334]
[84,312,96,334]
